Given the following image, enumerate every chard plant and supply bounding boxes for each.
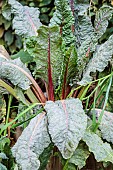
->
[0,0,113,169]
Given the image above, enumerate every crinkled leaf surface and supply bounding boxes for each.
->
[94,5,113,38]
[74,2,113,79]
[74,1,97,76]
[50,0,75,48]
[26,25,63,87]
[92,109,113,144]
[74,0,94,47]
[45,98,87,159]
[8,0,42,38]
[12,113,51,170]
[69,143,90,169]
[0,57,31,90]
[83,130,113,163]
[79,34,113,85]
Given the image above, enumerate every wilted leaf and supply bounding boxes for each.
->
[79,34,113,85]
[83,130,113,163]
[12,113,51,170]
[8,0,42,38]
[45,98,87,159]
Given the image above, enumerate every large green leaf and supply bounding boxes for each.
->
[74,2,113,79]
[26,25,63,88]
[8,0,42,38]
[74,0,94,47]
[12,113,51,170]
[79,34,113,85]
[69,143,90,169]
[94,5,113,38]
[83,130,113,163]
[50,0,75,48]
[0,57,31,90]
[74,0,97,76]
[45,98,87,159]
[0,46,31,90]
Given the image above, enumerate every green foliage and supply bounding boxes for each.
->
[0,137,14,170]
[74,1,113,79]
[0,0,113,169]
[45,98,87,159]
[83,130,113,163]
[11,49,33,63]
[96,109,113,144]
[26,25,63,87]
[69,143,90,169]
[50,0,75,48]
[8,0,42,38]
[12,113,51,170]
[79,34,113,85]
[38,144,54,170]
[0,57,31,90]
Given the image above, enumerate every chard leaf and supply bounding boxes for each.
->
[58,46,77,98]
[0,58,31,90]
[79,34,113,85]
[26,26,63,90]
[45,98,87,159]
[74,1,97,76]
[50,0,75,48]
[69,143,90,169]
[83,130,113,163]
[74,0,93,47]
[100,116,113,142]
[12,113,51,170]
[8,0,42,38]
[94,5,113,38]
[93,109,113,144]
